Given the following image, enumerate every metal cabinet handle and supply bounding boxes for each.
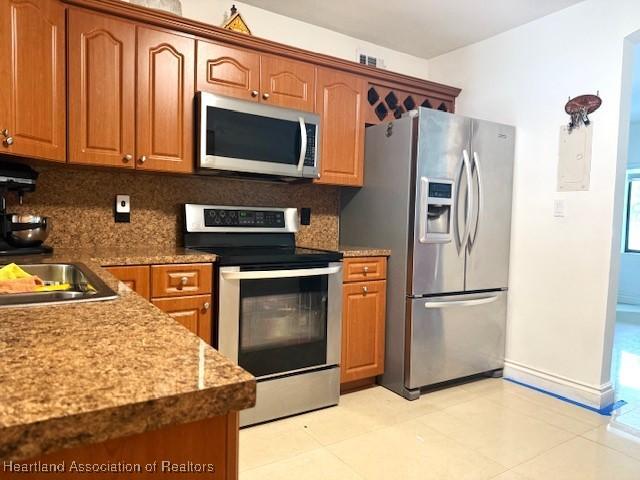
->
[1,129,13,147]
[123,154,132,163]
[262,92,270,100]
[138,155,147,164]
[180,276,188,285]
[363,266,369,273]
[362,286,368,294]
[251,90,259,97]
[203,302,210,310]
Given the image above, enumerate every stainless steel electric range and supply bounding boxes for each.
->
[183,204,343,426]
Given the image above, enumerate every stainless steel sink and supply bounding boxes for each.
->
[0,263,118,307]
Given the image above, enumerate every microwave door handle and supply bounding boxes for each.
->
[297,117,307,172]
[221,265,341,280]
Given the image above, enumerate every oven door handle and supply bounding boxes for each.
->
[221,265,341,280]
[297,116,307,172]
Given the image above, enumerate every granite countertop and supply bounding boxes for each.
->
[0,252,255,462]
[340,246,392,258]
[52,246,217,266]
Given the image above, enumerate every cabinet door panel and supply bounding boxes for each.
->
[341,280,386,383]
[68,8,135,168]
[315,68,366,186]
[136,27,194,173]
[105,265,150,300]
[260,55,315,111]
[152,294,213,343]
[196,40,259,101]
[0,0,65,162]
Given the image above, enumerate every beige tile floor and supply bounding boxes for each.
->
[239,378,640,479]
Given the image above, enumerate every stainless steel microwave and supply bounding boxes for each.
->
[196,92,320,180]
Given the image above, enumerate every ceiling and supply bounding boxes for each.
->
[241,0,585,59]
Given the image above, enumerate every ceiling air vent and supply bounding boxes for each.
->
[357,51,385,69]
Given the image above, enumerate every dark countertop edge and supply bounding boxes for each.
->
[2,377,256,462]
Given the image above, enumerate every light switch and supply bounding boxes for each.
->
[553,199,565,217]
[115,195,131,223]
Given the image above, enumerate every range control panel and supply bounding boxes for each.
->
[204,208,286,228]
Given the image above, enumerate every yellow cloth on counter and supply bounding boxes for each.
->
[35,283,71,292]
[0,263,71,292]
[0,263,33,280]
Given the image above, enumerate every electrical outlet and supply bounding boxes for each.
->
[115,195,131,223]
[553,199,565,218]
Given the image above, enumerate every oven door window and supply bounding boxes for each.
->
[239,274,328,378]
[206,106,301,166]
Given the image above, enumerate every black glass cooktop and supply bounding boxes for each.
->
[189,245,342,266]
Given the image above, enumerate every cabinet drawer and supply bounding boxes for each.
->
[152,294,212,344]
[343,257,387,282]
[151,263,212,297]
[105,265,150,300]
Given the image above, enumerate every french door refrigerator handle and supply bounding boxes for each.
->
[297,117,307,172]
[460,149,474,250]
[424,293,500,309]
[468,151,484,251]
[221,265,341,280]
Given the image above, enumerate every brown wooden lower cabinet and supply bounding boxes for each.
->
[340,257,387,386]
[105,263,213,343]
[5,412,239,479]
[152,294,212,344]
[105,265,150,300]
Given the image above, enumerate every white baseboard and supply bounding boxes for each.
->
[504,359,615,410]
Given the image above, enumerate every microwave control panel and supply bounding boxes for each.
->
[204,208,286,228]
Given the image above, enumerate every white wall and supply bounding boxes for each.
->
[429,0,640,406]
[176,0,431,79]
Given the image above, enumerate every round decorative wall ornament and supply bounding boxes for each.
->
[565,93,602,132]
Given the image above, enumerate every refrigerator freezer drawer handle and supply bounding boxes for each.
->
[221,265,341,280]
[424,295,499,309]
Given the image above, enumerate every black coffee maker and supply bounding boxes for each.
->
[0,162,52,256]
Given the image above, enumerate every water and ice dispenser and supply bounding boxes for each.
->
[419,177,454,243]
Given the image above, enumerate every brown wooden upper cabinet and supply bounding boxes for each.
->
[260,55,315,111]
[136,27,194,174]
[68,9,194,173]
[196,41,315,112]
[315,68,367,187]
[0,0,66,162]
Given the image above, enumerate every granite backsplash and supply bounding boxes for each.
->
[6,164,340,251]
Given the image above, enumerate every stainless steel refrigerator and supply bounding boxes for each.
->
[340,108,515,400]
